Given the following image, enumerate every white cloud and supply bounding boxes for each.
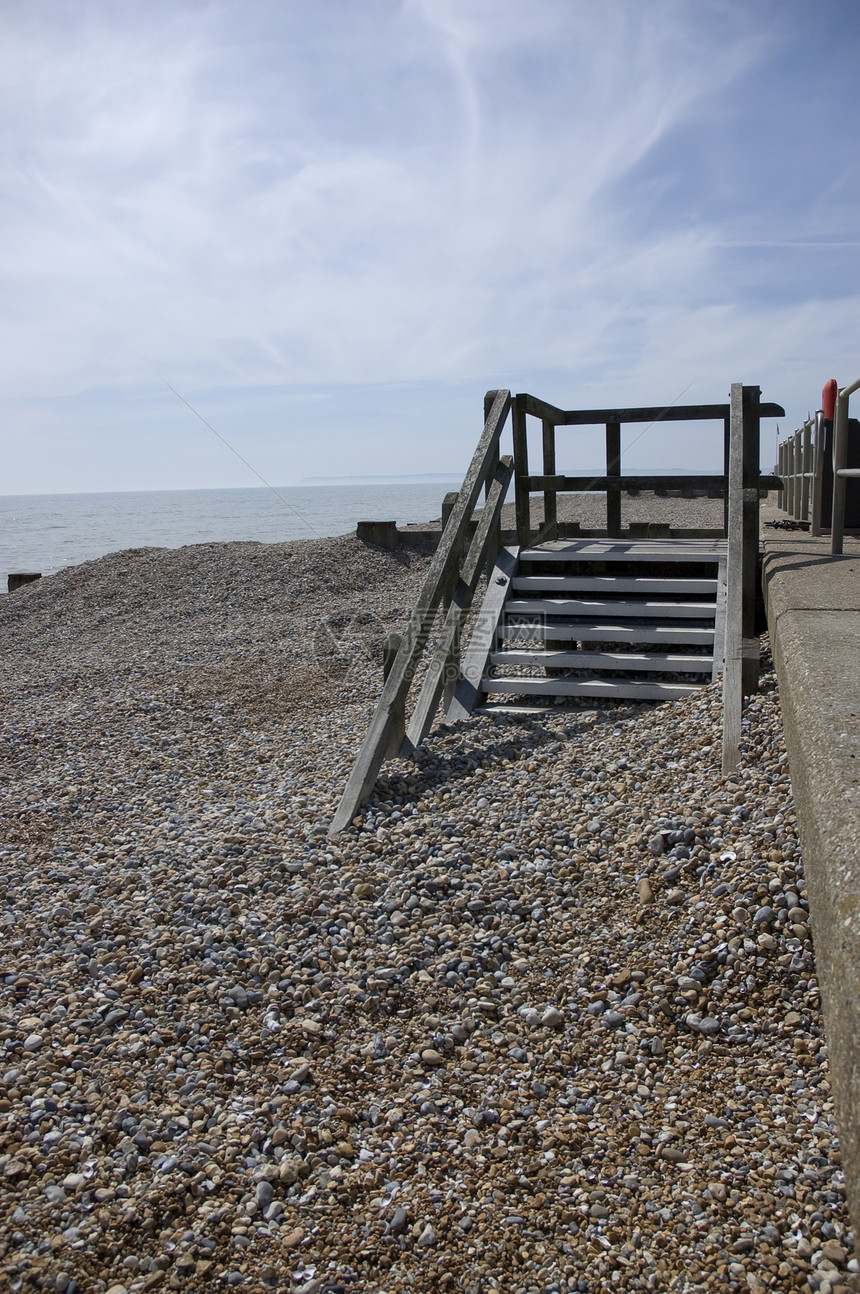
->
[0,0,857,490]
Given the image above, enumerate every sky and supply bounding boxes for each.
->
[1,0,858,494]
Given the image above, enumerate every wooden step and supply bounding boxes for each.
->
[500,621,715,645]
[504,596,716,619]
[481,676,704,700]
[512,574,718,595]
[489,648,713,673]
[520,540,726,564]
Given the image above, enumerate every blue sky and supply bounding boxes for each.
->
[1,0,858,493]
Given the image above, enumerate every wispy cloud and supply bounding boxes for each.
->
[0,0,858,489]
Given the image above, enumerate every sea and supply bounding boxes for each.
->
[0,483,456,589]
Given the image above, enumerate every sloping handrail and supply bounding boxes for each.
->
[330,389,512,833]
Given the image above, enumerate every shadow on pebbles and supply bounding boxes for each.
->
[0,536,855,1294]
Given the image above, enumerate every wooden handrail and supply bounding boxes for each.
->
[513,391,784,546]
[519,392,785,425]
[330,389,512,833]
[522,473,781,493]
[404,454,514,749]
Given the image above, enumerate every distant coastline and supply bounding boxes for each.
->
[301,473,462,485]
[303,466,715,486]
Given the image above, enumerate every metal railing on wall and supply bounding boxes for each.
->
[777,414,820,531]
[831,376,860,555]
[777,376,860,552]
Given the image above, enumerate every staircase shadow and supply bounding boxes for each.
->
[373,704,642,803]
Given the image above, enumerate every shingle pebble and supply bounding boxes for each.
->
[0,533,852,1294]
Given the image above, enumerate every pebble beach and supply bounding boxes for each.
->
[0,519,854,1294]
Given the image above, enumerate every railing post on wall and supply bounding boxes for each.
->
[786,433,795,516]
[811,411,824,536]
[606,420,621,538]
[832,387,851,555]
[829,375,860,554]
[800,420,812,521]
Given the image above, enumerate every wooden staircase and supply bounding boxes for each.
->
[449,538,727,716]
[331,384,783,833]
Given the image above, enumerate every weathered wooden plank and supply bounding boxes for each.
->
[383,634,405,757]
[520,540,726,563]
[447,545,519,721]
[330,390,511,834]
[484,391,502,578]
[406,458,514,747]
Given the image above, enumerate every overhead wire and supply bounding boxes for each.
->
[573,379,700,493]
[162,380,322,538]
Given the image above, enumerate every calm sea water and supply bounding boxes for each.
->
[0,483,454,587]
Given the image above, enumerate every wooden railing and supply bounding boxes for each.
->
[722,384,776,772]
[330,390,513,833]
[511,387,783,770]
[330,383,785,830]
[777,414,822,534]
[511,391,783,545]
[777,377,860,552]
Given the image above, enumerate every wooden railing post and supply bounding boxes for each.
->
[484,391,502,577]
[513,396,531,548]
[541,419,557,540]
[405,456,514,749]
[439,490,461,608]
[723,414,731,533]
[723,384,745,773]
[606,420,621,537]
[723,382,762,771]
[741,384,761,696]
[330,389,511,833]
[383,633,406,758]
